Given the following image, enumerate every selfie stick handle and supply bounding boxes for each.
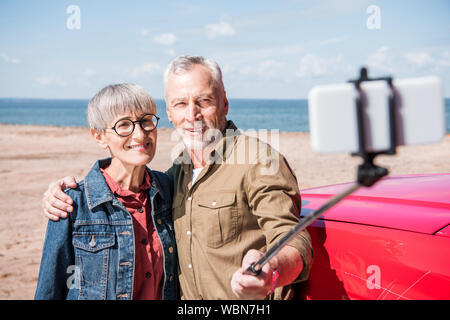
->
[246,160,388,276]
[246,161,388,276]
[246,67,396,276]
[246,183,361,275]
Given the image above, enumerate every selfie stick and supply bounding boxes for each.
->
[246,67,397,276]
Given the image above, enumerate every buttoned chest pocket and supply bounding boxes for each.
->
[197,192,241,248]
[72,232,115,287]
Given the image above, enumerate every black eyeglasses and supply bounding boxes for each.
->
[107,113,160,137]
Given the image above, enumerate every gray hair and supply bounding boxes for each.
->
[87,83,156,130]
[164,55,224,92]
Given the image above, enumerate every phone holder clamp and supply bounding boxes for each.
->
[348,67,398,187]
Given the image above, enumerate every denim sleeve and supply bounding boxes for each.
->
[34,211,74,299]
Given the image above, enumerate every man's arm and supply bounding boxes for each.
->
[231,246,303,299]
[231,141,313,299]
[42,176,77,221]
[44,161,178,221]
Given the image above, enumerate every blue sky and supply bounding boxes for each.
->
[1,0,449,99]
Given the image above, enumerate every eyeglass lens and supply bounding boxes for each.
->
[114,114,158,136]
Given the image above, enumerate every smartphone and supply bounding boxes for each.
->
[308,76,445,154]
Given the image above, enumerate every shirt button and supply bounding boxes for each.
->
[212,201,217,206]
[145,272,152,278]
[141,239,148,245]
[169,275,174,281]
[188,264,192,269]
[157,219,162,225]
[137,207,144,213]
[168,246,174,253]
[186,231,191,236]
[187,196,192,201]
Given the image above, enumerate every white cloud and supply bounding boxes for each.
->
[257,60,286,79]
[404,52,433,67]
[438,51,450,68]
[84,68,96,78]
[366,46,393,72]
[0,53,21,64]
[313,36,347,47]
[35,75,67,87]
[131,63,162,78]
[300,0,373,19]
[221,64,235,74]
[153,33,177,46]
[365,46,450,76]
[224,60,290,83]
[216,44,305,66]
[166,48,176,57]
[239,65,253,76]
[78,68,97,86]
[297,53,342,77]
[140,28,150,37]
[205,21,236,39]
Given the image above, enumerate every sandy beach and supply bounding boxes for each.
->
[0,123,449,299]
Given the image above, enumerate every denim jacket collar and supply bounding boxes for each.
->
[85,158,165,211]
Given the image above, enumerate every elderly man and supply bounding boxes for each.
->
[42,55,313,300]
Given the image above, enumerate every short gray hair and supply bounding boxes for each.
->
[87,83,156,130]
[164,55,224,91]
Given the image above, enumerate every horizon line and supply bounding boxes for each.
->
[0,96,311,101]
[2,97,450,101]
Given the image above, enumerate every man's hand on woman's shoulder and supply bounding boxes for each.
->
[42,176,77,221]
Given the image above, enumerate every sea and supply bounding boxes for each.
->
[1,98,450,133]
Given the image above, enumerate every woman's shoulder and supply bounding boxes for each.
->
[148,169,174,197]
[149,169,173,182]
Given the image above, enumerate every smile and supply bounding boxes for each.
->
[127,142,150,150]
[184,127,205,136]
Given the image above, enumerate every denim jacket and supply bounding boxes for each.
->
[35,158,178,300]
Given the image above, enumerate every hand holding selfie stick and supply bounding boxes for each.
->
[246,67,397,276]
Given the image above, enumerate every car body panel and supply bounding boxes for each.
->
[436,224,450,238]
[301,174,450,234]
[296,174,450,300]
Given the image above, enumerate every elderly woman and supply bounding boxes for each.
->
[35,83,177,300]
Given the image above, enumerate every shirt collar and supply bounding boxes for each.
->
[100,167,152,198]
[85,157,161,210]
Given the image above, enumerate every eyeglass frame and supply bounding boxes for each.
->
[106,113,160,137]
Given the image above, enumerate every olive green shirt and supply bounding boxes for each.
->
[166,121,313,300]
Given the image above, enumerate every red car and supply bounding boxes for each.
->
[296,173,450,300]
